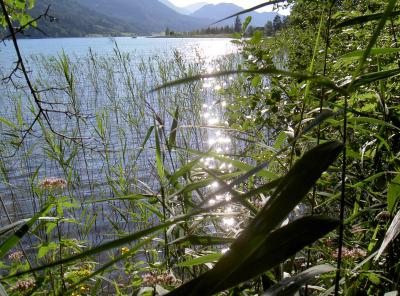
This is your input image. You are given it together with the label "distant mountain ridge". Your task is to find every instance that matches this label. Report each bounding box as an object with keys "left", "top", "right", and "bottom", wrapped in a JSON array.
[
  {"left": 191, "top": 3, "right": 279, "bottom": 27},
  {"left": 19, "top": 0, "right": 139, "bottom": 38},
  {"left": 78, "top": 0, "right": 207, "bottom": 33},
  {"left": 158, "top": 1, "right": 208, "bottom": 15},
  {"left": 12, "top": 0, "right": 211, "bottom": 38},
  {"left": 5, "top": 0, "right": 278, "bottom": 38}
]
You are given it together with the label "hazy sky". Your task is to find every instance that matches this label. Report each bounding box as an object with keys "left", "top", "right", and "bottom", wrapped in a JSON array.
[{"left": 168, "top": 0, "right": 290, "bottom": 14}]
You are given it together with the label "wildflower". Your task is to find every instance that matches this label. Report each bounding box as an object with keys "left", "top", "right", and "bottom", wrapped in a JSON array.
[
  {"left": 11, "top": 278, "right": 36, "bottom": 293},
  {"left": 332, "top": 247, "right": 367, "bottom": 259},
  {"left": 142, "top": 272, "right": 158, "bottom": 286},
  {"left": 79, "top": 285, "right": 90, "bottom": 293},
  {"left": 8, "top": 250, "right": 24, "bottom": 261},
  {"left": 39, "top": 177, "right": 67, "bottom": 191},
  {"left": 142, "top": 271, "right": 179, "bottom": 287},
  {"left": 121, "top": 247, "right": 130, "bottom": 255}
]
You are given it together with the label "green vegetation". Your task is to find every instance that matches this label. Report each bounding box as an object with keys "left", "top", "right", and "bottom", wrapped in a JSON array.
[{"left": 1, "top": 0, "right": 400, "bottom": 295}]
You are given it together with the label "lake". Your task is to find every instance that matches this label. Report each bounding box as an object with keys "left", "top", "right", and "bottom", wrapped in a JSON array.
[
  {"left": 0, "top": 37, "right": 238, "bottom": 244},
  {"left": 0, "top": 37, "right": 235, "bottom": 71}
]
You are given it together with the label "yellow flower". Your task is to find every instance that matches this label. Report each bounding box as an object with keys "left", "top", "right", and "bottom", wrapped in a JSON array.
[{"left": 121, "top": 247, "right": 130, "bottom": 255}]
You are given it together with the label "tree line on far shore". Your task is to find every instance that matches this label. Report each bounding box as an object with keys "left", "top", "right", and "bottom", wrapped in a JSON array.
[{"left": 165, "top": 14, "right": 288, "bottom": 37}]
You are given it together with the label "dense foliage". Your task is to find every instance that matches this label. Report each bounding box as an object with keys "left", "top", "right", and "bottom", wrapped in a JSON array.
[{"left": 0, "top": 0, "right": 400, "bottom": 295}]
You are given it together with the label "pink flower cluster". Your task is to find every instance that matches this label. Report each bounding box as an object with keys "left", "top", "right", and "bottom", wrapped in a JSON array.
[
  {"left": 8, "top": 250, "right": 24, "bottom": 261},
  {"left": 333, "top": 247, "right": 367, "bottom": 259},
  {"left": 11, "top": 278, "right": 36, "bottom": 292},
  {"left": 142, "top": 272, "right": 178, "bottom": 287},
  {"left": 39, "top": 177, "right": 67, "bottom": 190}
]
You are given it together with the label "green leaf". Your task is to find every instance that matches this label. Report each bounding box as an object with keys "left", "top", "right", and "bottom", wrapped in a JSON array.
[
  {"left": 242, "top": 16, "right": 252, "bottom": 32},
  {"left": 375, "top": 210, "right": 400, "bottom": 260},
  {"left": 0, "top": 219, "right": 29, "bottom": 237},
  {"left": 388, "top": 175, "right": 400, "bottom": 214},
  {"left": 168, "top": 217, "right": 338, "bottom": 295},
  {"left": 168, "top": 107, "right": 179, "bottom": 150},
  {"left": 38, "top": 242, "right": 57, "bottom": 259},
  {"left": 166, "top": 141, "right": 342, "bottom": 295},
  {"left": 154, "top": 124, "right": 165, "bottom": 181},
  {"left": 352, "top": 0, "right": 398, "bottom": 78},
  {"left": 135, "top": 126, "right": 154, "bottom": 162},
  {"left": 0, "top": 283, "right": 8, "bottom": 296},
  {"left": 0, "top": 203, "right": 53, "bottom": 258},
  {"left": 170, "top": 235, "right": 234, "bottom": 247},
  {"left": 334, "top": 10, "right": 400, "bottom": 28},
  {"left": 151, "top": 69, "right": 346, "bottom": 96},
  {"left": 351, "top": 68, "right": 400, "bottom": 90},
  {"left": 0, "top": 117, "right": 17, "bottom": 129},
  {"left": 340, "top": 48, "right": 400, "bottom": 61},
  {"left": 177, "top": 253, "right": 223, "bottom": 267},
  {"left": 264, "top": 264, "right": 335, "bottom": 296}
]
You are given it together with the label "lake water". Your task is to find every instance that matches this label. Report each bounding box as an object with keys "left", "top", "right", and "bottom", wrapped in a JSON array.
[
  {"left": 0, "top": 37, "right": 238, "bottom": 245},
  {"left": 0, "top": 37, "right": 235, "bottom": 71}
]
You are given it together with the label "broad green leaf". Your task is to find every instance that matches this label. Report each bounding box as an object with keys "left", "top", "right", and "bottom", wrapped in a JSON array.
[
  {"left": 264, "top": 264, "right": 335, "bottom": 296},
  {"left": 168, "top": 217, "right": 338, "bottom": 295},
  {"left": 177, "top": 253, "right": 223, "bottom": 267},
  {"left": 351, "top": 68, "right": 400, "bottom": 90},
  {"left": 166, "top": 142, "right": 342, "bottom": 295},
  {"left": 0, "top": 219, "right": 29, "bottom": 237},
  {"left": 334, "top": 10, "right": 400, "bottom": 28},
  {"left": 375, "top": 210, "right": 400, "bottom": 260},
  {"left": 0, "top": 203, "right": 53, "bottom": 258}
]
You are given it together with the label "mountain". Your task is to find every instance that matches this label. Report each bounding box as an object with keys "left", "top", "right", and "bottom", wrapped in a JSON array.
[
  {"left": 78, "top": 0, "right": 208, "bottom": 33},
  {"left": 157, "top": 1, "right": 208, "bottom": 15},
  {"left": 191, "top": 3, "right": 278, "bottom": 27},
  {"left": 182, "top": 2, "right": 209, "bottom": 14},
  {"left": 158, "top": 0, "right": 189, "bottom": 15},
  {"left": 19, "top": 0, "right": 139, "bottom": 38}
]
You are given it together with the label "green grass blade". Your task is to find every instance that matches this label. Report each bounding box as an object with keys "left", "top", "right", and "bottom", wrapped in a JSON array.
[
  {"left": 177, "top": 253, "right": 223, "bottom": 267},
  {"left": 154, "top": 124, "right": 165, "bottom": 181},
  {"left": 135, "top": 125, "right": 154, "bottom": 162},
  {"left": 168, "top": 107, "right": 179, "bottom": 150},
  {"left": 334, "top": 10, "right": 400, "bottom": 28},
  {"left": 0, "top": 203, "right": 53, "bottom": 258},
  {"left": 351, "top": 68, "right": 400, "bottom": 89},
  {"left": 170, "top": 235, "right": 235, "bottom": 247},
  {"left": 151, "top": 69, "right": 346, "bottom": 96},
  {"left": 263, "top": 264, "right": 335, "bottom": 296},
  {"left": 352, "top": 0, "right": 397, "bottom": 78}
]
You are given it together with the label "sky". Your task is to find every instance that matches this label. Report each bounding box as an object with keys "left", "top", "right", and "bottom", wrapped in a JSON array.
[{"left": 168, "top": 0, "right": 290, "bottom": 15}]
